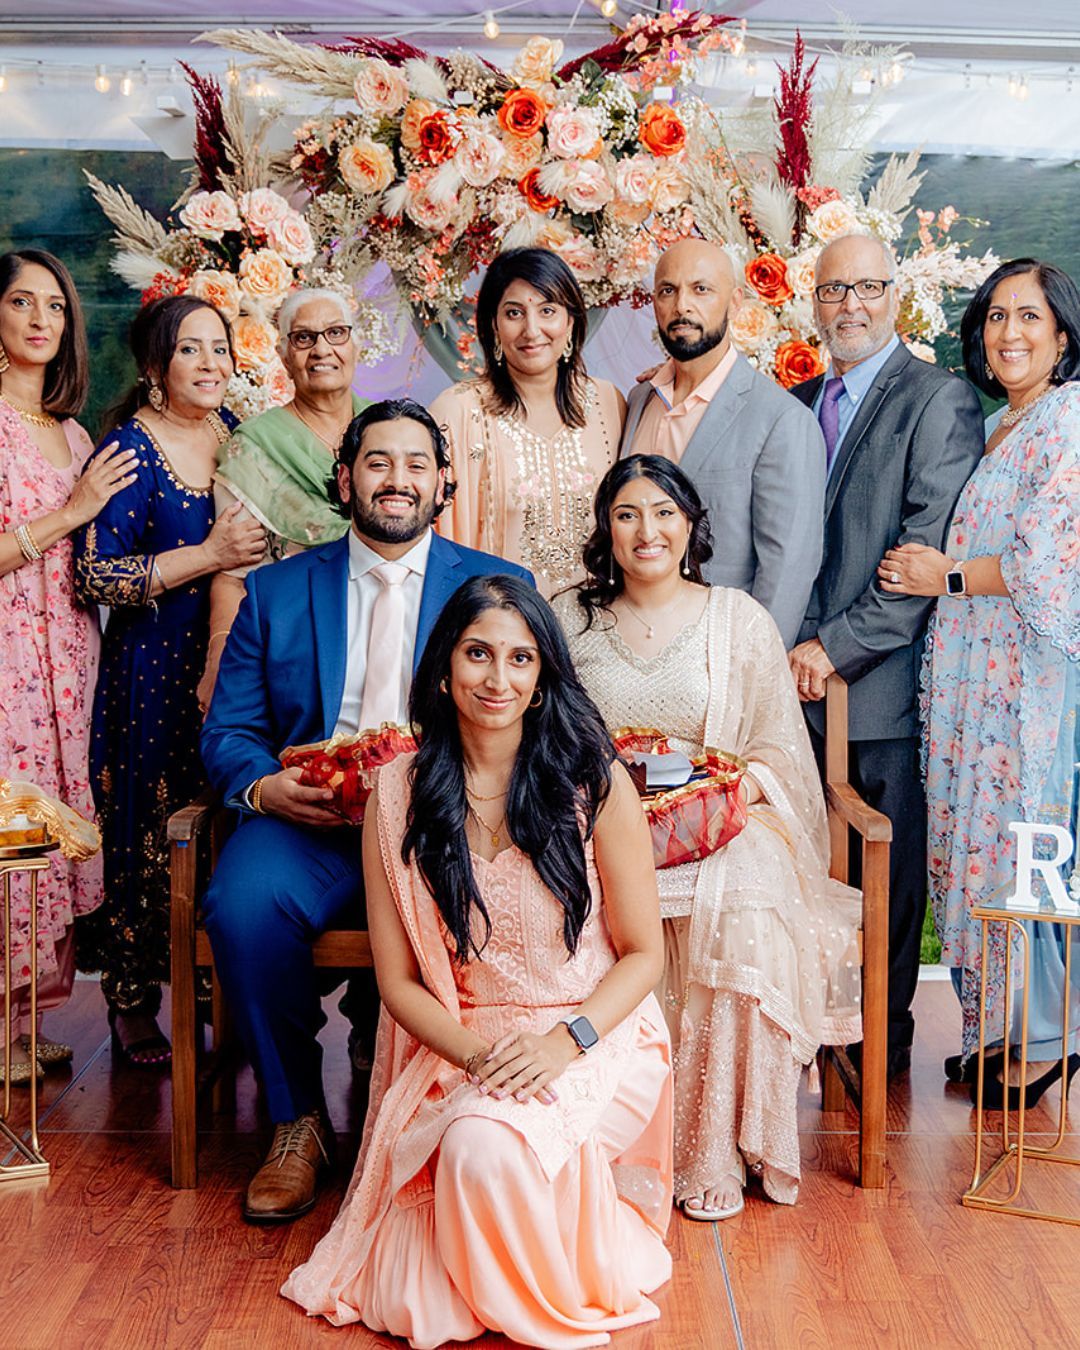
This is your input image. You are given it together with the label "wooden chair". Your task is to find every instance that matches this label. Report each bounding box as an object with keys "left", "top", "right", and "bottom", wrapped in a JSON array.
[
  {"left": 168, "top": 794, "right": 372, "bottom": 1188},
  {"left": 820, "top": 674, "right": 892, "bottom": 1189}
]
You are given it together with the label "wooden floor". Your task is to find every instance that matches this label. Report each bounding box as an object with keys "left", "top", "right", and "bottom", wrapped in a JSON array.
[{"left": 4, "top": 978, "right": 1080, "bottom": 1350}]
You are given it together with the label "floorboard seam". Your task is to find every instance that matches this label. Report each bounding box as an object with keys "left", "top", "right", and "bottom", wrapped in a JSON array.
[
  {"left": 1, "top": 1034, "right": 110, "bottom": 1166},
  {"left": 712, "top": 1224, "right": 746, "bottom": 1350}
]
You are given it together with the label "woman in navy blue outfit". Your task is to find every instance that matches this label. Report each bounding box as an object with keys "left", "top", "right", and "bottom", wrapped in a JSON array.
[{"left": 74, "top": 296, "right": 266, "bottom": 1064}]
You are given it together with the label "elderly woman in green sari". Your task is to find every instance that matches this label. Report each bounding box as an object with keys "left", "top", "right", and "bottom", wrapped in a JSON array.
[{"left": 197, "top": 287, "right": 367, "bottom": 709}]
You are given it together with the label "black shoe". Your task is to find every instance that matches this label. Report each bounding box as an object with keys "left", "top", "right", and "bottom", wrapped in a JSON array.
[
  {"left": 846, "top": 1042, "right": 911, "bottom": 1081},
  {"left": 944, "top": 1050, "right": 1004, "bottom": 1085},
  {"left": 973, "top": 1053, "right": 1080, "bottom": 1110}
]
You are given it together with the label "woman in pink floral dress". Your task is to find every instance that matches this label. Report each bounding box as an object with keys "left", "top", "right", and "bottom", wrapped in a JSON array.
[{"left": 0, "top": 249, "right": 137, "bottom": 1083}]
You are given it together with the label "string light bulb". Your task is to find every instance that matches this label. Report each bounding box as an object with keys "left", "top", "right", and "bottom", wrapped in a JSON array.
[
  {"left": 600, "top": 0, "right": 617, "bottom": 16},
  {"left": 226, "top": 60, "right": 240, "bottom": 87},
  {"left": 0, "top": 67, "right": 7, "bottom": 95},
  {"left": 1017, "top": 75, "right": 1030, "bottom": 101},
  {"left": 120, "top": 70, "right": 133, "bottom": 97},
  {"left": 94, "top": 65, "right": 110, "bottom": 94},
  {"left": 483, "top": 10, "right": 500, "bottom": 39}
]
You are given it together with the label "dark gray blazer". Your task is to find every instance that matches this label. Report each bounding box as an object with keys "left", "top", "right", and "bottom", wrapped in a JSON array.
[
  {"left": 621, "top": 352, "right": 825, "bottom": 647},
  {"left": 790, "top": 342, "right": 984, "bottom": 741}
]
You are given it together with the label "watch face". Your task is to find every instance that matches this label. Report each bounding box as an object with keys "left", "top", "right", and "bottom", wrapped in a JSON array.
[
  {"left": 568, "top": 1016, "right": 599, "bottom": 1051},
  {"left": 946, "top": 571, "right": 965, "bottom": 595}
]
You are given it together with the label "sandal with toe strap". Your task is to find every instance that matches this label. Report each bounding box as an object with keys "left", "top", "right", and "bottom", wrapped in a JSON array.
[
  {"left": 681, "top": 1185, "right": 744, "bottom": 1222},
  {"left": 108, "top": 1008, "right": 172, "bottom": 1068}
]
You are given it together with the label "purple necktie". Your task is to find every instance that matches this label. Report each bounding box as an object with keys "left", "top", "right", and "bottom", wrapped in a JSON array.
[{"left": 818, "top": 376, "right": 845, "bottom": 469}]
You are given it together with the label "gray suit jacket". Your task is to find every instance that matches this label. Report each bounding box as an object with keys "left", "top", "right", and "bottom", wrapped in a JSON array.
[
  {"left": 621, "top": 353, "right": 825, "bottom": 647},
  {"left": 791, "top": 343, "right": 984, "bottom": 741}
]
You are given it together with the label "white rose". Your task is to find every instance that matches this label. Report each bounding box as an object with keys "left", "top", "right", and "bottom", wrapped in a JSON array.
[
  {"left": 512, "top": 36, "right": 564, "bottom": 87},
  {"left": 806, "top": 198, "right": 862, "bottom": 244},
  {"left": 179, "top": 190, "right": 242, "bottom": 241},
  {"left": 546, "top": 106, "right": 602, "bottom": 161},
  {"left": 238, "top": 188, "right": 290, "bottom": 237},
  {"left": 454, "top": 129, "right": 505, "bottom": 187},
  {"left": 614, "top": 155, "right": 656, "bottom": 205},
  {"left": 562, "top": 161, "right": 613, "bottom": 214},
  {"left": 353, "top": 58, "right": 409, "bottom": 116}
]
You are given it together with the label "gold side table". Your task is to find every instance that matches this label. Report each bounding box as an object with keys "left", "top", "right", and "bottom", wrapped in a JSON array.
[
  {"left": 963, "top": 901, "right": 1080, "bottom": 1225},
  {"left": 0, "top": 838, "right": 58, "bottom": 1183}
]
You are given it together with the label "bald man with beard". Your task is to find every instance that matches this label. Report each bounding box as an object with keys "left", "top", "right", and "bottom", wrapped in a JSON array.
[{"left": 620, "top": 238, "right": 826, "bottom": 647}]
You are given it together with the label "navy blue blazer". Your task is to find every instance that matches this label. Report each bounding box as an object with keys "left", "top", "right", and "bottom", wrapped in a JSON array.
[{"left": 201, "top": 531, "right": 533, "bottom": 806}]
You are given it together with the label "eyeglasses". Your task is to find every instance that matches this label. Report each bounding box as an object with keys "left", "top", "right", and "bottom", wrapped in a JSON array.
[
  {"left": 814, "top": 279, "right": 894, "bottom": 305},
  {"left": 286, "top": 324, "right": 354, "bottom": 350}
]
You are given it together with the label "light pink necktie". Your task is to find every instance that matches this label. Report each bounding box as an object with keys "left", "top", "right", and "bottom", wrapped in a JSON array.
[{"left": 358, "top": 560, "right": 409, "bottom": 732}]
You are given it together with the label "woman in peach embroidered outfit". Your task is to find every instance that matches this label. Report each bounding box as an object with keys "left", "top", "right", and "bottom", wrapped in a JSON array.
[
  {"left": 0, "top": 249, "right": 137, "bottom": 1082},
  {"left": 432, "top": 248, "right": 622, "bottom": 596},
  {"left": 283, "top": 576, "right": 673, "bottom": 1348}
]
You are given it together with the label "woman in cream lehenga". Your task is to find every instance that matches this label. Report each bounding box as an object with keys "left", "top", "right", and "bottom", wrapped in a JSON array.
[
  {"left": 554, "top": 455, "right": 861, "bottom": 1221},
  {"left": 431, "top": 247, "right": 622, "bottom": 596},
  {"left": 283, "top": 575, "right": 673, "bottom": 1347}
]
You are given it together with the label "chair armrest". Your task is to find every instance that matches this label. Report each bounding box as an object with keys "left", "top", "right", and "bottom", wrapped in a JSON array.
[
  {"left": 168, "top": 788, "right": 221, "bottom": 845},
  {"left": 825, "top": 782, "right": 892, "bottom": 843}
]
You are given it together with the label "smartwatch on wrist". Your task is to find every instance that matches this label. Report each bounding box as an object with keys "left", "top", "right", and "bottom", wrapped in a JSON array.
[
  {"left": 944, "top": 562, "right": 967, "bottom": 597},
  {"left": 559, "top": 1014, "right": 599, "bottom": 1055}
]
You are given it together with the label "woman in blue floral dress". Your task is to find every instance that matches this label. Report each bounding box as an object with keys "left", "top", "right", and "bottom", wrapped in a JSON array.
[
  {"left": 74, "top": 296, "right": 265, "bottom": 1064},
  {"left": 879, "top": 258, "right": 1080, "bottom": 1107}
]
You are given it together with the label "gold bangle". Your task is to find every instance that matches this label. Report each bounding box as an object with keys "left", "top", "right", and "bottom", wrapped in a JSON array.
[
  {"left": 251, "top": 777, "right": 266, "bottom": 815},
  {"left": 14, "top": 523, "right": 43, "bottom": 563},
  {"left": 208, "top": 629, "right": 232, "bottom": 645}
]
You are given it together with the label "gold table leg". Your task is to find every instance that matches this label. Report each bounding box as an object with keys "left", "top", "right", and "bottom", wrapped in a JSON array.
[
  {"left": 0, "top": 854, "right": 53, "bottom": 1183},
  {"left": 964, "top": 912, "right": 1080, "bottom": 1225}
]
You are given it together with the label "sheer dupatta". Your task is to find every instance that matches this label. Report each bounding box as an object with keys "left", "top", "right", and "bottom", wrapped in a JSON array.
[{"left": 685, "top": 589, "right": 862, "bottom": 1060}]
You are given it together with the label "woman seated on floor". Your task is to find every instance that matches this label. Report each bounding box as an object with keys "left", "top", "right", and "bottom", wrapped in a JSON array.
[
  {"left": 553, "top": 455, "right": 862, "bottom": 1221},
  {"left": 283, "top": 574, "right": 674, "bottom": 1348}
]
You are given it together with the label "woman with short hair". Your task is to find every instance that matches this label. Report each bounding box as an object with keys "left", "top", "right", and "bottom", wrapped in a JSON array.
[
  {"left": 74, "top": 294, "right": 265, "bottom": 1065},
  {"left": 431, "top": 248, "right": 623, "bottom": 595},
  {"left": 283, "top": 575, "right": 673, "bottom": 1345}
]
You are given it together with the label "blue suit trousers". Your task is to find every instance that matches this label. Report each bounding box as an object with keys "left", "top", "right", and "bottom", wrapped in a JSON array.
[{"left": 201, "top": 815, "right": 364, "bottom": 1123}]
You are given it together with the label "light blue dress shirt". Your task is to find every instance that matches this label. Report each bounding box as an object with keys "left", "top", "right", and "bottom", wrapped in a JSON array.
[{"left": 812, "top": 334, "right": 900, "bottom": 477}]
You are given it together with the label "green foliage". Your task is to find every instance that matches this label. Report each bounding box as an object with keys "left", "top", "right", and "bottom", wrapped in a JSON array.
[{"left": 921, "top": 899, "right": 942, "bottom": 965}]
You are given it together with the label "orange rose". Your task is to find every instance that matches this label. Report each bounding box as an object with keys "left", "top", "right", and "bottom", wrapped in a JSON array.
[
  {"left": 745, "top": 253, "right": 793, "bottom": 306},
  {"left": 519, "top": 167, "right": 559, "bottom": 213},
  {"left": 773, "top": 339, "right": 825, "bottom": 390},
  {"left": 498, "top": 88, "right": 548, "bottom": 140},
  {"left": 638, "top": 103, "right": 686, "bottom": 158},
  {"left": 401, "top": 98, "right": 435, "bottom": 152},
  {"left": 417, "top": 112, "right": 455, "bottom": 165}
]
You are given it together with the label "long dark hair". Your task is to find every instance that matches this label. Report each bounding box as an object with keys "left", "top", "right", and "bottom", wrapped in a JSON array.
[
  {"left": 403, "top": 575, "right": 614, "bottom": 961},
  {"left": 962, "top": 257, "right": 1080, "bottom": 398},
  {"left": 475, "top": 248, "right": 589, "bottom": 429},
  {"left": 572, "top": 455, "right": 713, "bottom": 630},
  {"left": 0, "top": 249, "right": 89, "bottom": 417},
  {"left": 102, "top": 295, "right": 235, "bottom": 433}
]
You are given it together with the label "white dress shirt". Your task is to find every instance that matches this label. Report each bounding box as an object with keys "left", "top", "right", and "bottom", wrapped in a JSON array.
[{"left": 333, "top": 528, "right": 432, "bottom": 736}]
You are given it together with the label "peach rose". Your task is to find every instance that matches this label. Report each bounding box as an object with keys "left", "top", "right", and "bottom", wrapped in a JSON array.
[
  {"left": 406, "top": 177, "right": 459, "bottom": 233},
  {"left": 728, "top": 299, "right": 780, "bottom": 354},
  {"left": 638, "top": 104, "right": 686, "bottom": 158},
  {"left": 773, "top": 338, "right": 825, "bottom": 389},
  {"left": 180, "top": 190, "right": 242, "bottom": 240},
  {"left": 562, "top": 161, "right": 613, "bottom": 214},
  {"left": 546, "top": 106, "right": 603, "bottom": 160},
  {"left": 501, "top": 133, "right": 543, "bottom": 178},
  {"left": 338, "top": 138, "right": 396, "bottom": 194},
  {"left": 265, "top": 212, "right": 317, "bottom": 266},
  {"left": 401, "top": 98, "right": 436, "bottom": 151},
  {"left": 806, "top": 197, "right": 861, "bottom": 243},
  {"left": 186, "top": 269, "right": 241, "bottom": 322},
  {"left": 353, "top": 58, "right": 409, "bottom": 117},
  {"left": 614, "top": 154, "right": 656, "bottom": 206},
  {"left": 238, "top": 249, "right": 294, "bottom": 307},
  {"left": 537, "top": 217, "right": 573, "bottom": 250},
  {"left": 611, "top": 236, "right": 657, "bottom": 289},
  {"left": 553, "top": 233, "right": 603, "bottom": 282},
  {"left": 232, "top": 314, "right": 279, "bottom": 372},
  {"left": 650, "top": 162, "right": 689, "bottom": 214},
  {"left": 498, "top": 88, "right": 549, "bottom": 141},
  {"left": 511, "top": 35, "right": 564, "bottom": 87},
  {"left": 238, "top": 188, "right": 290, "bottom": 237},
  {"left": 745, "top": 253, "right": 793, "bottom": 306},
  {"left": 519, "top": 168, "right": 559, "bottom": 214},
  {"left": 786, "top": 249, "right": 820, "bottom": 298},
  {"left": 265, "top": 355, "right": 295, "bottom": 406},
  {"left": 454, "top": 129, "right": 505, "bottom": 187}
]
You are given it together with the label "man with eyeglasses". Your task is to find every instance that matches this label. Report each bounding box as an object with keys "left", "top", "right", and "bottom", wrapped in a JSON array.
[{"left": 788, "top": 232, "right": 984, "bottom": 1079}]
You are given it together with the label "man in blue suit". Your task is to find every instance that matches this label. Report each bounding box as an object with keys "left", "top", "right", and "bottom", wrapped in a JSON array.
[{"left": 201, "top": 397, "right": 531, "bottom": 1223}]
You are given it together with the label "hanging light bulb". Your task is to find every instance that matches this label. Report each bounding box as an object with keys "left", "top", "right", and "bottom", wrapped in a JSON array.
[
  {"left": 0, "top": 67, "right": 7, "bottom": 95},
  {"left": 889, "top": 60, "right": 906, "bottom": 85},
  {"left": 139, "top": 59, "right": 149, "bottom": 86},
  {"left": 600, "top": 0, "right": 617, "bottom": 16},
  {"left": 1017, "top": 75, "right": 1030, "bottom": 101},
  {"left": 483, "top": 10, "right": 500, "bottom": 39},
  {"left": 94, "top": 65, "right": 111, "bottom": 94},
  {"left": 226, "top": 60, "right": 240, "bottom": 87},
  {"left": 120, "top": 70, "right": 134, "bottom": 97},
  {"left": 1007, "top": 72, "right": 1020, "bottom": 97},
  {"left": 744, "top": 58, "right": 758, "bottom": 78}
]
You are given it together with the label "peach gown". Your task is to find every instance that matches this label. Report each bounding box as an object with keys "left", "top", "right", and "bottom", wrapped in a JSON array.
[{"left": 282, "top": 754, "right": 674, "bottom": 1349}]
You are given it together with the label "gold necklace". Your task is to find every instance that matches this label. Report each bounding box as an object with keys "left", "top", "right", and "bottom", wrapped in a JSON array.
[
  {"left": 467, "top": 801, "right": 506, "bottom": 850},
  {"left": 0, "top": 393, "right": 57, "bottom": 429},
  {"left": 1000, "top": 383, "right": 1052, "bottom": 429},
  {"left": 290, "top": 401, "right": 348, "bottom": 452},
  {"left": 465, "top": 780, "right": 508, "bottom": 803}
]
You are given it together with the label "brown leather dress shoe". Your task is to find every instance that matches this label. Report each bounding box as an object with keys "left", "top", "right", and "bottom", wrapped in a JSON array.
[{"left": 243, "top": 1112, "right": 332, "bottom": 1223}]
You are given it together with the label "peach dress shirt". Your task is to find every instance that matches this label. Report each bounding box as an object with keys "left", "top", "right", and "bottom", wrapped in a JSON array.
[{"left": 630, "top": 345, "right": 738, "bottom": 463}]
